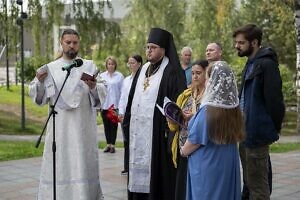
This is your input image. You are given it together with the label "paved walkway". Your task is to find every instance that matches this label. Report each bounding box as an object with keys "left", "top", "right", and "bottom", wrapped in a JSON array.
[
  {"left": 0, "top": 149, "right": 127, "bottom": 200},
  {"left": 0, "top": 132, "right": 300, "bottom": 199}
]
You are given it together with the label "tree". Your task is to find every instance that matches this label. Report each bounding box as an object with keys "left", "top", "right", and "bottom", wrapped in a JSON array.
[
  {"left": 183, "top": 0, "right": 238, "bottom": 61},
  {"left": 0, "top": 1, "right": 6, "bottom": 47},
  {"left": 72, "top": 0, "right": 121, "bottom": 67},
  {"left": 0, "top": 0, "right": 19, "bottom": 59},
  {"left": 295, "top": 0, "right": 300, "bottom": 133},
  {"left": 0, "top": 0, "right": 20, "bottom": 86},
  {"left": 120, "top": 0, "right": 187, "bottom": 64},
  {"left": 27, "top": 0, "right": 42, "bottom": 58},
  {"left": 238, "top": 0, "right": 295, "bottom": 70},
  {"left": 43, "top": 0, "right": 63, "bottom": 59}
]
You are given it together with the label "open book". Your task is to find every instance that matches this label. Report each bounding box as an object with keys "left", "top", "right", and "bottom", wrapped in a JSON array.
[
  {"left": 156, "top": 97, "right": 185, "bottom": 127},
  {"left": 81, "top": 70, "right": 100, "bottom": 81}
]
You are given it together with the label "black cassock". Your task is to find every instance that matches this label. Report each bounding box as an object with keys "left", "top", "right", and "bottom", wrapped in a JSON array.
[{"left": 123, "top": 60, "right": 186, "bottom": 200}]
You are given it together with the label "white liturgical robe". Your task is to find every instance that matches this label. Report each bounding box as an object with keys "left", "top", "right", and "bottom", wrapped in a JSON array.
[
  {"left": 28, "top": 57, "right": 106, "bottom": 200},
  {"left": 128, "top": 57, "right": 168, "bottom": 193}
]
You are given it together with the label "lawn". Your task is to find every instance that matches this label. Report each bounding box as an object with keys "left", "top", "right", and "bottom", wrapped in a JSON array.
[
  {"left": 0, "top": 141, "right": 44, "bottom": 161},
  {"left": 0, "top": 85, "right": 299, "bottom": 162},
  {"left": 0, "top": 140, "right": 124, "bottom": 161},
  {"left": 0, "top": 85, "right": 102, "bottom": 135},
  {"left": 270, "top": 142, "right": 300, "bottom": 153},
  {"left": 0, "top": 85, "right": 48, "bottom": 119},
  {"left": 0, "top": 85, "right": 297, "bottom": 135},
  {"left": 0, "top": 109, "right": 43, "bottom": 135},
  {"left": 0, "top": 140, "right": 298, "bottom": 162}
]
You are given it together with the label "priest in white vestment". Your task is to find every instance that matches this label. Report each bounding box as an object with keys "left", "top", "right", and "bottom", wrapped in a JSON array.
[
  {"left": 124, "top": 28, "right": 186, "bottom": 200},
  {"left": 28, "top": 29, "right": 106, "bottom": 200}
]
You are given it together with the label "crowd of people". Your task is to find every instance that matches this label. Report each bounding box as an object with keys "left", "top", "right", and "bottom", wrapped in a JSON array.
[{"left": 29, "top": 23, "right": 285, "bottom": 200}]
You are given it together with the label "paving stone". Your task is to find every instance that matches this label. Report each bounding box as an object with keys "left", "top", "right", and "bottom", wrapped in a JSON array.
[{"left": 0, "top": 145, "right": 299, "bottom": 199}]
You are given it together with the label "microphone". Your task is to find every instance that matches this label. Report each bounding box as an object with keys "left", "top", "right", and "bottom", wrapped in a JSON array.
[{"left": 62, "top": 59, "right": 83, "bottom": 71}]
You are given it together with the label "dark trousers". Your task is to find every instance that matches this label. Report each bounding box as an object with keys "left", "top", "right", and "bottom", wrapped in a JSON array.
[
  {"left": 175, "top": 155, "right": 187, "bottom": 200},
  {"left": 121, "top": 123, "right": 129, "bottom": 171},
  {"left": 240, "top": 144, "right": 272, "bottom": 200},
  {"left": 101, "top": 109, "right": 118, "bottom": 145},
  {"left": 128, "top": 191, "right": 149, "bottom": 200}
]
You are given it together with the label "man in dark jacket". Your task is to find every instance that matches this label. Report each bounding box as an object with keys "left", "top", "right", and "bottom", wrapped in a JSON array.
[{"left": 233, "top": 24, "right": 285, "bottom": 200}]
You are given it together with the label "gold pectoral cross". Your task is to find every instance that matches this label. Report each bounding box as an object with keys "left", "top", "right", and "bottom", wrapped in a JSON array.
[{"left": 143, "top": 78, "right": 150, "bottom": 91}]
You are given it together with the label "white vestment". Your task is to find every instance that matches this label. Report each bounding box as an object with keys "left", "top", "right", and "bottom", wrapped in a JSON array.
[
  {"left": 28, "top": 57, "right": 106, "bottom": 200},
  {"left": 128, "top": 57, "right": 168, "bottom": 193}
]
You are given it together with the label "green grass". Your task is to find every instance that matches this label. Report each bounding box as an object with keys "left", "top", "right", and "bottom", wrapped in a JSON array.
[
  {"left": 0, "top": 85, "right": 299, "bottom": 161},
  {"left": 0, "top": 140, "right": 298, "bottom": 162},
  {"left": 0, "top": 141, "right": 44, "bottom": 161},
  {"left": 0, "top": 140, "right": 124, "bottom": 162},
  {"left": 0, "top": 85, "right": 48, "bottom": 118},
  {"left": 0, "top": 110, "right": 43, "bottom": 135},
  {"left": 98, "top": 141, "right": 124, "bottom": 149},
  {"left": 0, "top": 85, "right": 103, "bottom": 136},
  {"left": 270, "top": 142, "right": 300, "bottom": 153}
]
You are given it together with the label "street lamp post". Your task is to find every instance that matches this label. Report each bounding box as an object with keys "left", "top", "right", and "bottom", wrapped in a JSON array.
[{"left": 16, "top": 0, "right": 27, "bottom": 129}]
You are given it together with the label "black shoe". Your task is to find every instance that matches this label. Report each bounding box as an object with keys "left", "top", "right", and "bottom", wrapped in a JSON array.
[
  {"left": 103, "top": 147, "right": 111, "bottom": 153},
  {"left": 110, "top": 147, "right": 115, "bottom": 153},
  {"left": 121, "top": 170, "right": 128, "bottom": 175}
]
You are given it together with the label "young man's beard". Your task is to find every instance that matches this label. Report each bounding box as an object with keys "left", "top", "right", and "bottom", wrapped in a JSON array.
[
  {"left": 237, "top": 45, "right": 253, "bottom": 57},
  {"left": 64, "top": 50, "right": 78, "bottom": 59}
]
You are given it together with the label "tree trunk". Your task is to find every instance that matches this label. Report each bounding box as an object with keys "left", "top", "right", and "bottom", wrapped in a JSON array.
[{"left": 295, "top": 0, "right": 300, "bottom": 133}]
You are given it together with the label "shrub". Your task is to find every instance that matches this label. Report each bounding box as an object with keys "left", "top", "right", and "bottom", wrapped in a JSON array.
[
  {"left": 16, "top": 56, "right": 49, "bottom": 82},
  {"left": 280, "top": 65, "right": 296, "bottom": 105}
]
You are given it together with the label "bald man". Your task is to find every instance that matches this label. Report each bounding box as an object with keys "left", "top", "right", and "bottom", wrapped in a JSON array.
[
  {"left": 181, "top": 46, "right": 193, "bottom": 86},
  {"left": 205, "top": 42, "right": 222, "bottom": 63}
]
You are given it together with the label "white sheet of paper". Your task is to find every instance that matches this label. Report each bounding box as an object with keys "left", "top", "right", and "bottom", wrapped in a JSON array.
[
  {"left": 163, "top": 96, "right": 172, "bottom": 108},
  {"left": 156, "top": 103, "right": 165, "bottom": 116}
]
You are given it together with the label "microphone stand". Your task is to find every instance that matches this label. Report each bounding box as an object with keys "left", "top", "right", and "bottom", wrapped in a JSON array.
[{"left": 35, "top": 68, "right": 72, "bottom": 200}]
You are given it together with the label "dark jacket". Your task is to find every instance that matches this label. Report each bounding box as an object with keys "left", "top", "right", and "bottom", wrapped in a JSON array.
[{"left": 239, "top": 47, "right": 285, "bottom": 148}]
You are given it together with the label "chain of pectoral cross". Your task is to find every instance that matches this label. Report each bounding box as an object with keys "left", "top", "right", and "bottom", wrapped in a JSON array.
[{"left": 143, "top": 64, "right": 160, "bottom": 91}]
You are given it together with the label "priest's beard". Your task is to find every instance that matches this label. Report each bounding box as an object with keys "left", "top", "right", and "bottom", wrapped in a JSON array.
[{"left": 64, "top": 49, "right": 78, "bottom": 59}]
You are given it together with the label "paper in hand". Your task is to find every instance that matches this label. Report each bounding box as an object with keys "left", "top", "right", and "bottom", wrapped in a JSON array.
[
  {"left": 156, "top": 104, "right": 165, "bottom": 116},
  {"left": 37, "top": 65, "right": 48, "bottom": 74}
]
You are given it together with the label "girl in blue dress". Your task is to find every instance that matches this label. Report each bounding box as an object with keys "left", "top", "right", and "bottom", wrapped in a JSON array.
[{"left": 180, "top": 61, "right": 245, "bottom": 200}]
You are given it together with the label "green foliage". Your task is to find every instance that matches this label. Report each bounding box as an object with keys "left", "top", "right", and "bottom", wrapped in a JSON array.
[
  {"left": 72, "top": 0, "right": 122, "bottom": 61},
  {"left": 27, "top": 0, "right": 43, "bottom": 57},
  {"left": 16, "top": 56, "right": 49, "bottom": 82},
  {"left": 280, "top": 65, "right": 296, "bottom": 104},
  {"left": 183, "top": 0, "right": 238, "bottom": 61},
  {"left": 237, "top": 0, "right": 295, "bottom": 71},
  {"left": 282, "top": 110, "right": 297, "bottom": 135},
  {"left": 229, "top": 60, "right": 245, "bottom": 90},
  {"left": 1, "top": 0, "right": 298, "bottom": 113},
  {"left": 0, "top": 2, "right": 6, "bottom": 46},
  {"left": 120, "top": 0, "right": 186, "bottom": 63},
  {"left": 0, "top": 141, "right": 44, "bottom": 161},
  {"left": 0, "top": 1, "right": 20, "bottom": 59},
  {"left": 44, "top": 0, "right": 64, "bottom": 59}
]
